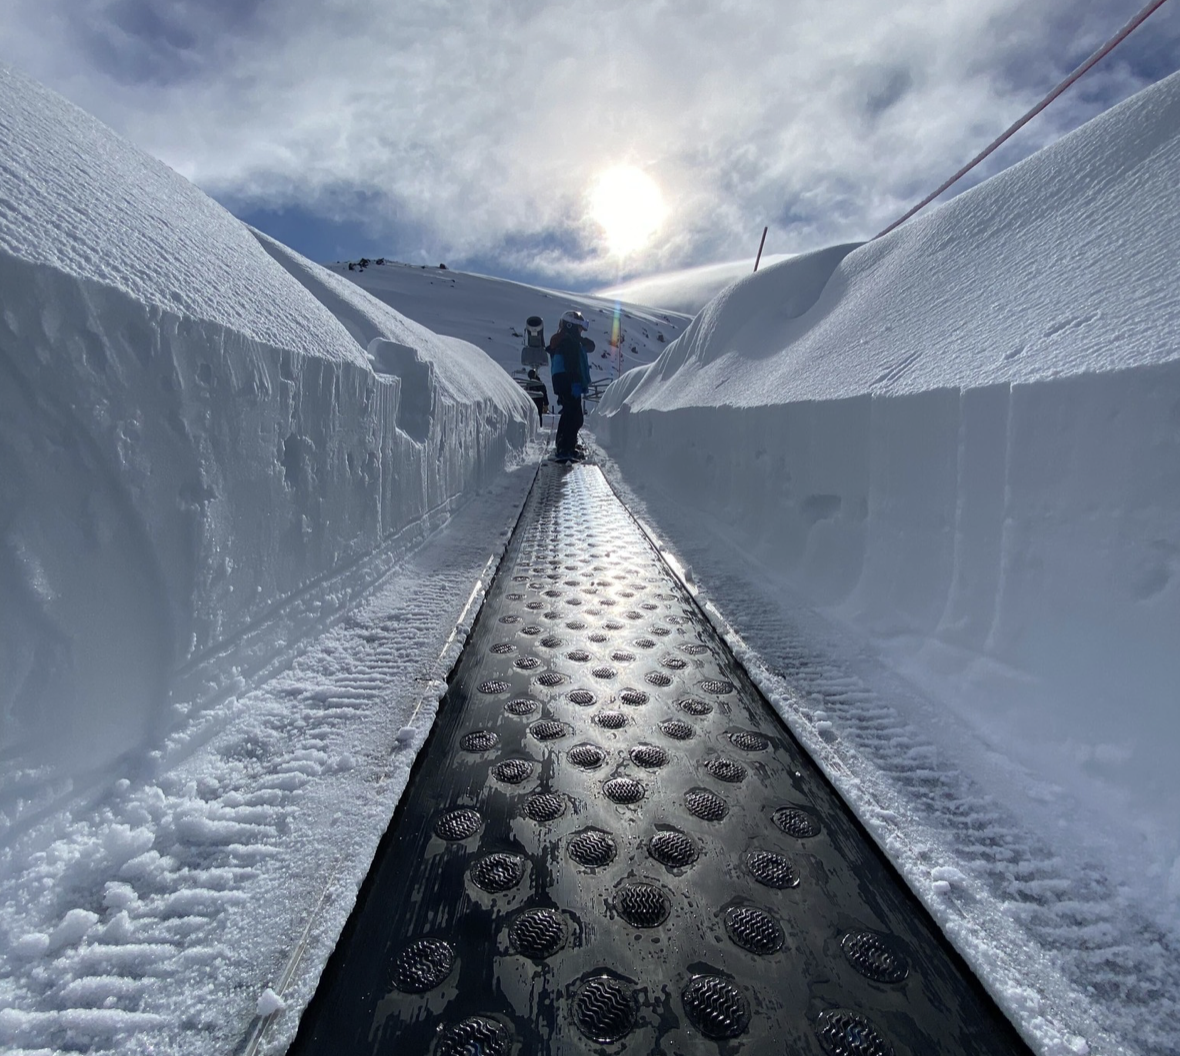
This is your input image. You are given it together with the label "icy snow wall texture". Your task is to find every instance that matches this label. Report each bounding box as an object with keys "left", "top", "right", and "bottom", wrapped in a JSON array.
[
  {"left": 0, "top": 63, "right": 534, "bottom": 775},
  {"left": 597, "top": 72, "right": 1180, "bottom": 914}
]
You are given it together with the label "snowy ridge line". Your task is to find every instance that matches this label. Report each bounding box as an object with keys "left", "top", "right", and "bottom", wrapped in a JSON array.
[
  {"left": 590, "top": 448, "right": 1173, "bottom": 1056},
  {"left": 240, "top": 463, "right": 539, "bottom": 1056}
]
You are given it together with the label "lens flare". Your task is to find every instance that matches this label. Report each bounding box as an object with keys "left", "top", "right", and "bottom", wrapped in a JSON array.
[
  {"left": 610, "top": 301, "right": 624, "bottom": 376},
  {"left": 589, "top": 166, "right": 666, "bottom": 257}
]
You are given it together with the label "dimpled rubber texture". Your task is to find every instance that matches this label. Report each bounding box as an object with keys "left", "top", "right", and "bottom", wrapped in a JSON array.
[
  {"left": 816, "top": 1010, "right": 895, "bottom": 1056},
  {"left": 746, "top": 850, "right": 800, "bottom": 890},
  {"left": 630, "top": 744, "right": 668, "bottom": 768},
  {"left": 682, "top": 975, "right": 751, "bottom": 1038},
  {"left": 842, "top": 932, "right": 910, "bottom": 984},
  {"left": 568, "top": 829, "right": 617, "bottom": 868},
  {"left": 616, "top": 883, "right": 671, "bottom": 928},
  {"left": 685, "top": 788, "right": 729, "bottom": 821},
  {"left": 705, "top": 756, "right": 747, "bottom": 782},
  {"left": 572, "top": 977, "right": 635, "bottom": 1042},
  {"left": 659, "top": 718, "right": 694, "bottom": 740},
  {"left": 567, "top": 743, "right": 606, "bottom": 769},
  {"left": 602, "top": 776, "right": 645, "bottom": 804},
  {"left": 724, "top": 906, "right": 785, "bottom": 954},
  {"left": 648, "top": 829, "right": 699, "bottom": 868},
  {"left": 289, "top": 465, "right": 1033, "bottom": 1056},
  {"left": 478, "top": 678, "right": 511, "bottom": 694},
  {"left": 509, "top": 909, "right": 567, "bottom": 959},
  {"left": 773, "top": 805, "right": 822, "bottom": 839},
  {"left": 434, "top": 808, "right": 482, "bottom": 841},
  {"left": 461, "top": 729, "right": 499, "bottom": 752},
  {"left": 524, "top": 792, "right": 566, "bottom": 822},
  {"left": 529, "top": 719, "right": 567, "bottom": 741},
  {"left": 469, "top": 853, "right": 526, "bottom": 893},
  {"left": 436, "top": 1016, "right": 511, "bottom": 1056},
  {"left": 492, "top": 759, "right": 533, "bottom": 784},
  {"left": 729, "top": 729, "right": 769, "bottom": 752},
  {"left": 593, "top": 710, "right": 627, "bottom": 729},
  {"left": 391, "top": 938, "right": 456, "bottom": 992}
]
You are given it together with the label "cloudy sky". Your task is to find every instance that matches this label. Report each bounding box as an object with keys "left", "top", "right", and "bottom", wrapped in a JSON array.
[{"left": 2, "top": 0, "right": 1178, "bottom": 289}]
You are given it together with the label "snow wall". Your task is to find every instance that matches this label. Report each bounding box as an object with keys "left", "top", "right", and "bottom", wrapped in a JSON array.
[
  {"left": 596, "top": 72, "right": 1180, "bottom": 918},
  {"left": 0, "top": 63, "right": 535, "bottom": 779}
]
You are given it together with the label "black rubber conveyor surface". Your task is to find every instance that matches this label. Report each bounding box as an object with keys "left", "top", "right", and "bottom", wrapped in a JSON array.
[{"left": 290, "top": 464, "right": 1030, "bottom": 1056}]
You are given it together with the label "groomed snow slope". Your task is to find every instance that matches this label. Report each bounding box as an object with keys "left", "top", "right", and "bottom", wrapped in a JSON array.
[
  {"left": 0, "top": 61, "right": 534, "bottom": 783},
  {"left": 596, "top": 71, "right": 1180, "bottom": 1054},
  {"left": 331, "top": 259, "right": 691, "bottom": 387}
]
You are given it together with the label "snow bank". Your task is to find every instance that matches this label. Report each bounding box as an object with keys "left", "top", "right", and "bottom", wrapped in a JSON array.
[
  {"left": 0, "top": 61, "right": 533, "bottom": 782},
  {"left": 597, "top": 71, "right": 1180, "bottom": 932}
]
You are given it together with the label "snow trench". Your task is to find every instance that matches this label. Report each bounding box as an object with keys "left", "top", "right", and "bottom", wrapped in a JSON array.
[
  {"left": 595, "top": 75, "right": 1180, "bottom": 967},
  {"left": 595, "top": 363, "right": 1180, "bottom": 886},
  {"left": 0, "top": 251, "right": 531, "bottom": 794}
]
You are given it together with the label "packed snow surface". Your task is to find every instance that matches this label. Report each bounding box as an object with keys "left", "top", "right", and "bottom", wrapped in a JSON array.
[{"left": 597, "top": 70, "right": 1180, "bottom": 1056}]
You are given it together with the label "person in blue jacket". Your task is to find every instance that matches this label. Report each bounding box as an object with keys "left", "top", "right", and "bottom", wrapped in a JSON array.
[{"left": 547, "top": 309, "right": 592, "bottom": 462}]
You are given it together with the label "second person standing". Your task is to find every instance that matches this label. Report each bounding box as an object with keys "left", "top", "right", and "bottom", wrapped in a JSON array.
[{"left": 547, "top": 309, "right": 593, "bottom": 462}]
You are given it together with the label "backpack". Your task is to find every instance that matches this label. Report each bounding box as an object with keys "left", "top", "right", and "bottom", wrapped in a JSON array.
[{"left": 548, "top": 327, "right": 581, "bottom": 376}]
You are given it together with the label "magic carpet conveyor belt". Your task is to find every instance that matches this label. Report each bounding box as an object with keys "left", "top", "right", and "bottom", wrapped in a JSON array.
[{"left": 288, "top": 463, "right": 1031, "bottom": 1056}]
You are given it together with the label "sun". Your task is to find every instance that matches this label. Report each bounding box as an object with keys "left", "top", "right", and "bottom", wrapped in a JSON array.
[{"left": 589, "top": 166, "right": 667, "bottom": 257}]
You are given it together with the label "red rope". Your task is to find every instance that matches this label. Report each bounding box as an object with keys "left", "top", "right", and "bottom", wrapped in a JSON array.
[{"left": 874, "top": 0, "right": 1174, "bottom": 240}]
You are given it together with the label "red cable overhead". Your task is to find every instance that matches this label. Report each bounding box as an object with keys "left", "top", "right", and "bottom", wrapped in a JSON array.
[{"left": 874, "top": 0, "right": 1174, "bottom": 240}]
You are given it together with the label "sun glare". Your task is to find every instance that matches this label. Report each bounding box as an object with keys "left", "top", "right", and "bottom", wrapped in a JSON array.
[{"left": 589, "top": 166, "right": 667, "bottom": 257}]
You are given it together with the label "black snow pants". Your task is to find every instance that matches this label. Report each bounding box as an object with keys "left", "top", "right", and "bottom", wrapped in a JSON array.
[{"left": 552, "top": 371, "right": 583, "bottom": 456}]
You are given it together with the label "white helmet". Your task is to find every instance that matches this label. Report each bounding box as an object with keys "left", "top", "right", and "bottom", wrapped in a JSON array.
[{"left": 560, "top": 309, "right": 589, "bottom": 331}]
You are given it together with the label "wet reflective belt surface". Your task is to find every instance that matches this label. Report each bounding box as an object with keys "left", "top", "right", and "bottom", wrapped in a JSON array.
[{"left": 290, "top": 464, "right": 1030, "bottom": 1056}]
